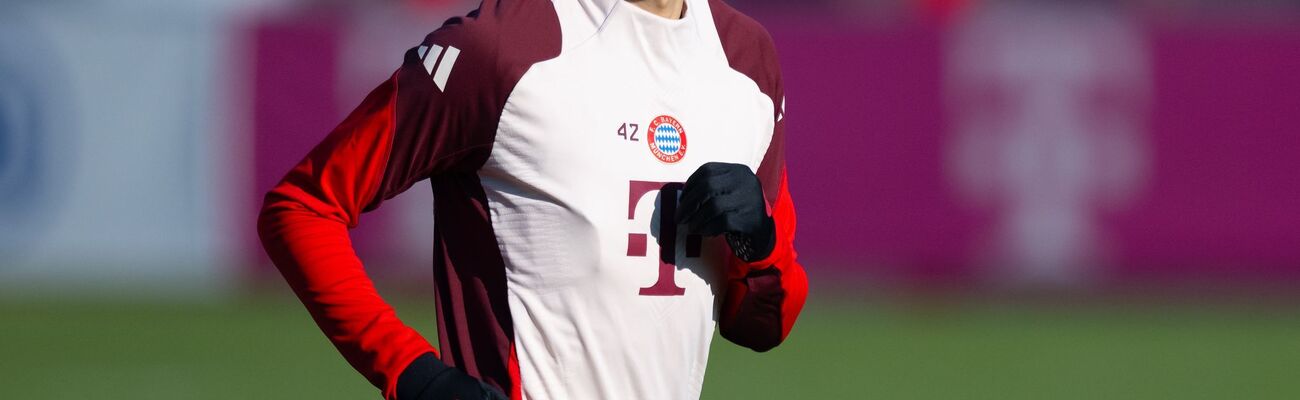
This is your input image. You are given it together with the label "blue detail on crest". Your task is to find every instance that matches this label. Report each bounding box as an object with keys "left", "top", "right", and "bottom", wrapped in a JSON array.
[{"left": 655, "top": 125, "right": 681, "bottom": 155}]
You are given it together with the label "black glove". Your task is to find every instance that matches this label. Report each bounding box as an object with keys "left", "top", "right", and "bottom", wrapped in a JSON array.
[
  {"left": 397, "top": 353, "right": 508, "bottom": 400},
  {"left": 676, "top": 162, "right": 776, "bottom": 262}
]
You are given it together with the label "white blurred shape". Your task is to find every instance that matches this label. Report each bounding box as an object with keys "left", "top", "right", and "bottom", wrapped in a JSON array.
[{"left": 945, "top": 3, "right": 1151, "bottom": 287}]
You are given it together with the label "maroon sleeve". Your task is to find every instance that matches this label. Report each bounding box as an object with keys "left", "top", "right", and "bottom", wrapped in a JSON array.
[
  {"left": 711, "top": 0, "right": 809, "bottom": 352},
  {"left": 256, "top": 3, "right": 559, "bottom": 397}
]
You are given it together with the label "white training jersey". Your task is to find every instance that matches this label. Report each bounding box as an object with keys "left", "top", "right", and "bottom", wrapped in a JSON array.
[{"left": 258, "top": 0, "right": 808, "bottom": 399}]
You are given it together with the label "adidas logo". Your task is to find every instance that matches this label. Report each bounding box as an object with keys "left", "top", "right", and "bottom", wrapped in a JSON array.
[{"left": 417, "top": 44, "right": 461, "bottom": 91}]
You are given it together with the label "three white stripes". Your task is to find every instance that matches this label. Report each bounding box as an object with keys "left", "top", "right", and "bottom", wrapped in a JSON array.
[{"left": 417, "top": 44, "right": 461, "bottom": 91}]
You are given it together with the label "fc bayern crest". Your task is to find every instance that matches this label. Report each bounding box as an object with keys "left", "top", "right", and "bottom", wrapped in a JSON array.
[{"left": 647, "top": 115, "right": 687, "bottom": 163}]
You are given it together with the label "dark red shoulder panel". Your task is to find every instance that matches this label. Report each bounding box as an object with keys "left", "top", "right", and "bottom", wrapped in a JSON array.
[{"left": 373, "top": 0, "right": 564, "bottom": 206}]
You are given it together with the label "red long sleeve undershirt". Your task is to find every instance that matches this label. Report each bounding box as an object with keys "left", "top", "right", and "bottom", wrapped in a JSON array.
[{"left": 258, "top": 77, "right": 435, "bottom": 399}]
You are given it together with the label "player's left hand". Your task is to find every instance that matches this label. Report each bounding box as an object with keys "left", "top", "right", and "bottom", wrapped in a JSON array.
[{"left": 677, "top": 162, "right": 776, "bottom": 262}]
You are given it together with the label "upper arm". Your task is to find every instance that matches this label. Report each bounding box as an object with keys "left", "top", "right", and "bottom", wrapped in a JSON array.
[{"left": 367, "top": 21, "right": 504, "bottom": 209}]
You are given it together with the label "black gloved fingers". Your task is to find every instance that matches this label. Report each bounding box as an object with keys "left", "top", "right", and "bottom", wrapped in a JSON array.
[
  {"left": 684, "top": 201, "right": 771, "bottom": 238},
  {"left": 685, "top": 204, "right": 735, "bottom": 236},
  {"left": 678, "top": 189, "right": 748, "bottom": 234},
  {"left": 677, "top": 165, "right": 739, "bottom": 223},
  {"left": 676, "top": 190, "right": 721, "bottom": 229},
  {"left": 674, "top": 185, "right": 715, "bottom": 225},
  {"left": 712, "top": 205, "right": 768, "bottom": 236},
  {"left": 678, "top": 163, "right": 741, "bottom": 206}
]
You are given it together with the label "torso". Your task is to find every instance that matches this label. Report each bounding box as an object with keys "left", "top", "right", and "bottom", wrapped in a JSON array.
[
  {"left": 414, "top": 1, "right": 780, "bottom": 398},
  {"left": 484, "top": 2, "right": 774, "bottom": 398}
]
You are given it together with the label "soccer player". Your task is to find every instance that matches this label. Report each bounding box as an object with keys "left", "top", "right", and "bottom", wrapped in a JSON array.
[{"left": 257, "top": 0, "right": 807, "bottom": 398}]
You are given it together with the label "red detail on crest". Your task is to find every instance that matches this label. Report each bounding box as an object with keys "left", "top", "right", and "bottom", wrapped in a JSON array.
[{"left": 647, "top": 115, "right": 688, "bottom": 164}]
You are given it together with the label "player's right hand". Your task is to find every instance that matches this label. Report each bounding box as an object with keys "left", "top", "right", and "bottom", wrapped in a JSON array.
[{"left": 397, "top": 353, "right": 508, "bottom": 400}]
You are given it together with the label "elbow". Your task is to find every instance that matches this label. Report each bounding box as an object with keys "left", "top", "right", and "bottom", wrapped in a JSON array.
[{"left": 256, "top": 190, "right": 300, "bottom": 251}]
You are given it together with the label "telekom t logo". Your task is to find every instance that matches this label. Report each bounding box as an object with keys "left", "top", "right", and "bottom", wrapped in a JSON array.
[{"left": 628, "top": 181, "right": 703, "bottom": 296}]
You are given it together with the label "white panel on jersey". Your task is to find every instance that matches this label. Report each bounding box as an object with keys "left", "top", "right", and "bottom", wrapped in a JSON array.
[
  {"left": 431, "top": 46, "right": 460, "bottom": 91},
  {"left": 485, "top": 0, "right": 777, "bottom": 399},
  {"left": 549, "top": 0, "right": 620, "bottom": 51},
  {"left": 417, "top": 44, "right": 430, "bottom": 59}
]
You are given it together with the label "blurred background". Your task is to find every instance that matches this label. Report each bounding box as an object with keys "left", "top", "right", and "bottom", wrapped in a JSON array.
[{"left": 3, "top": 0, "right": 1300, "bottom": 398}]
